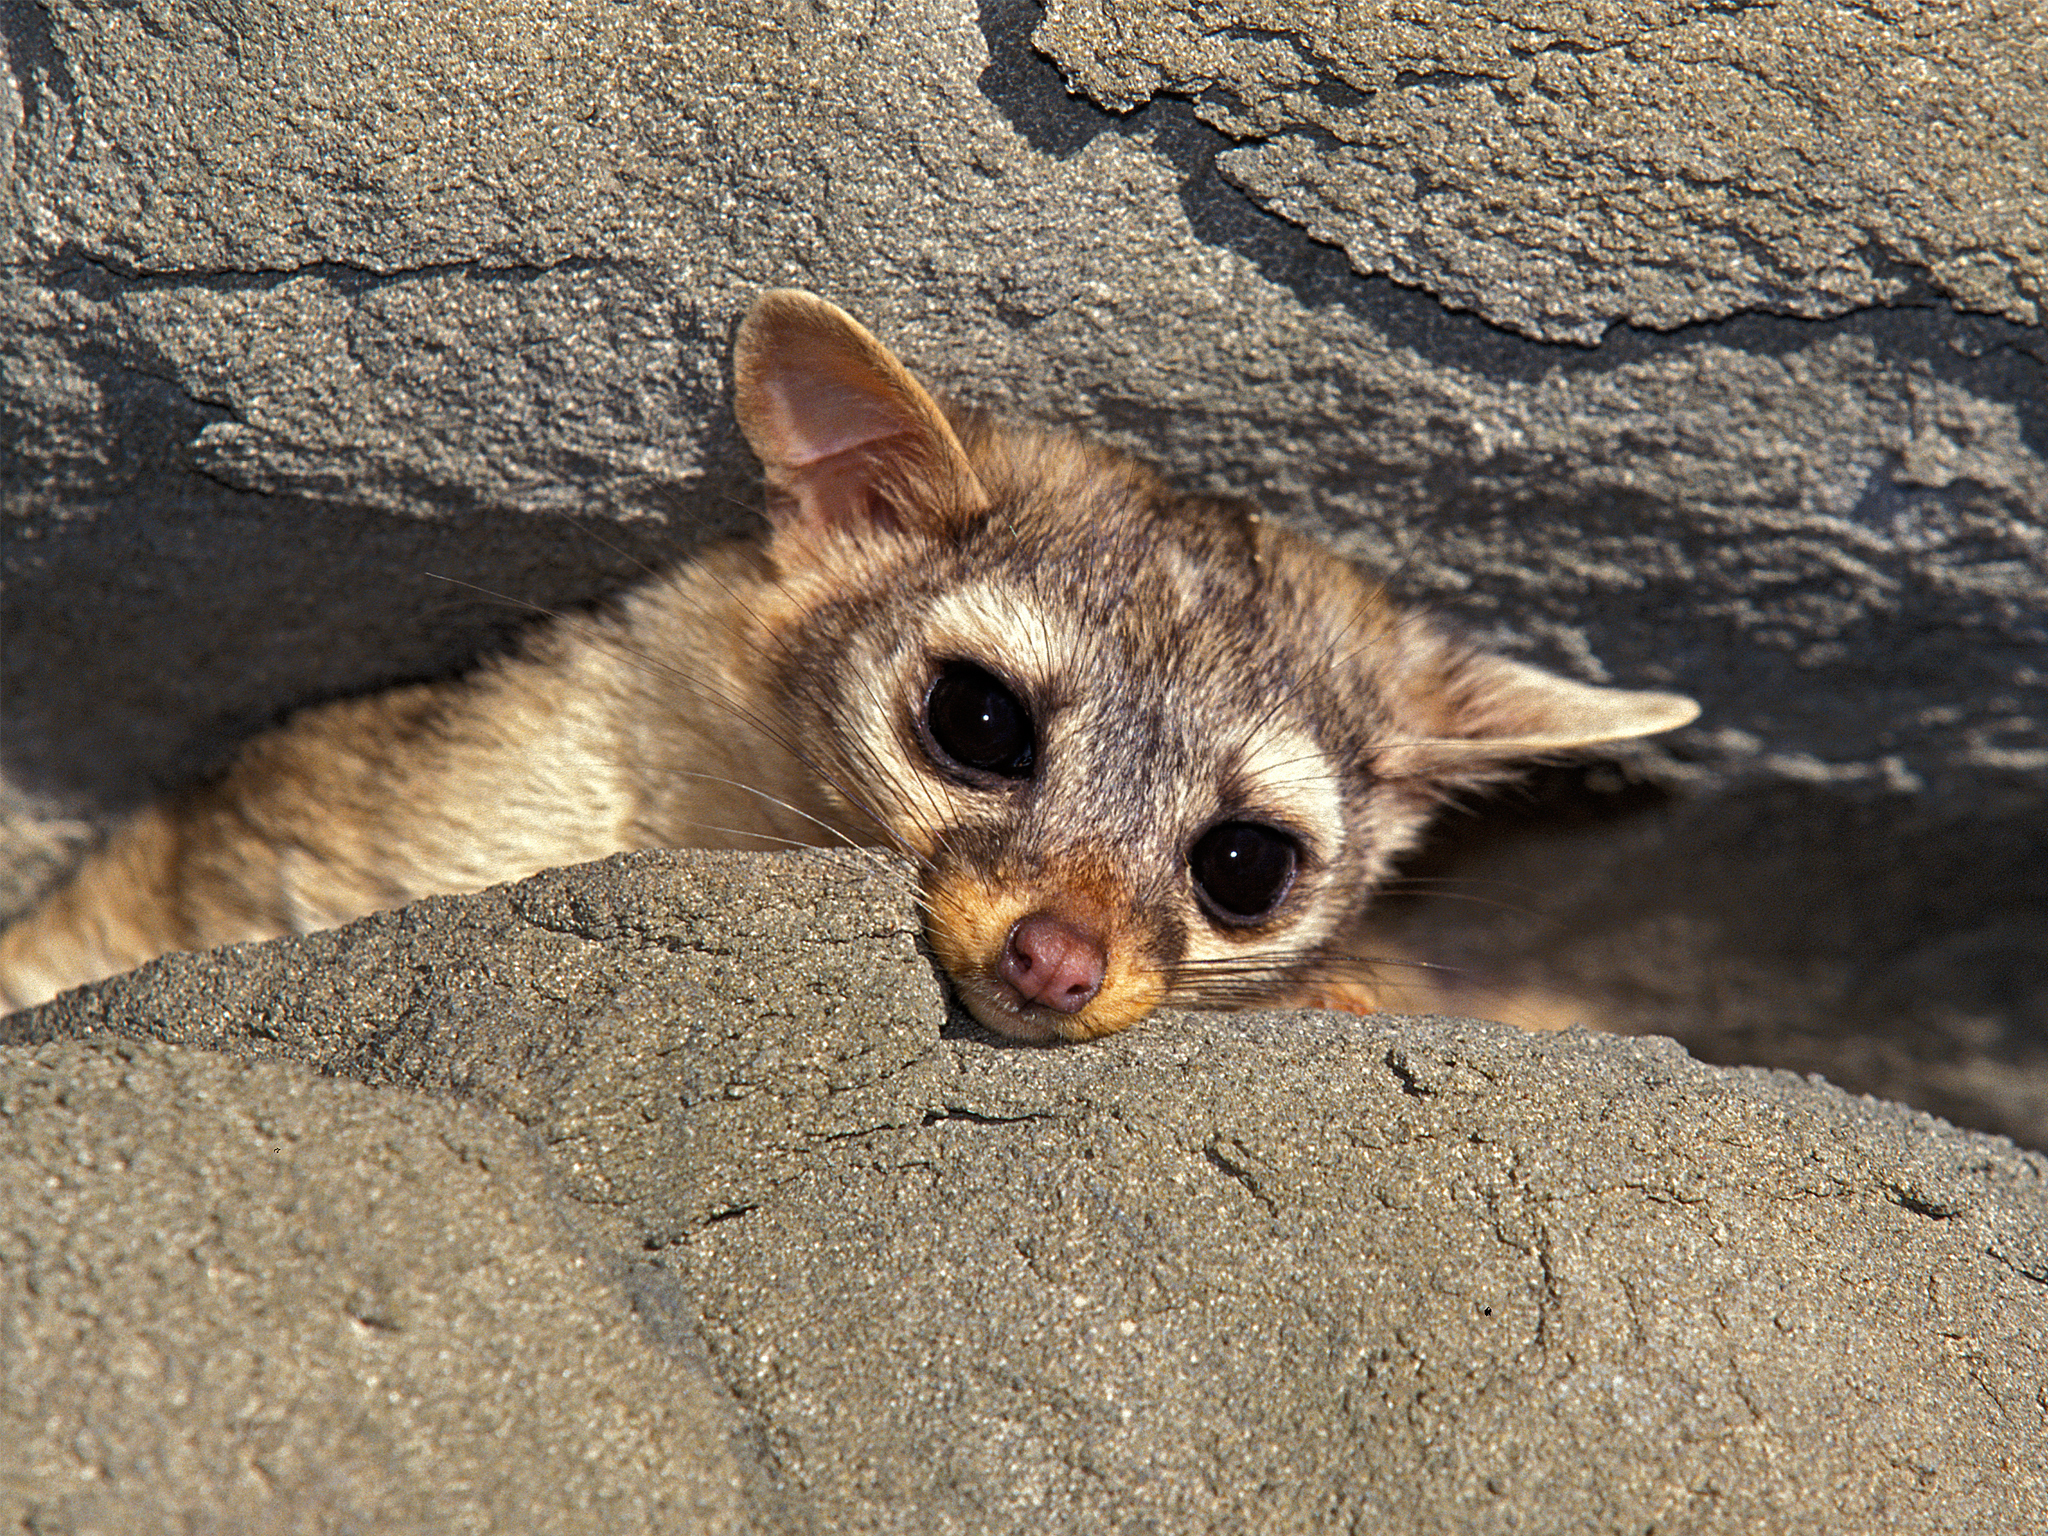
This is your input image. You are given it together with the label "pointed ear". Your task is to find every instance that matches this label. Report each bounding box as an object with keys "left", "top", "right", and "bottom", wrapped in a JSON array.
[
  {"left": 1451, "top": 655, "right": 1701, "bottom": 750},
  {"left": 1382, "top": 649, "right": 1699, "bottom": 781},
  {"left": 732, "top": 290, "right": 989, "bottom": 552}
]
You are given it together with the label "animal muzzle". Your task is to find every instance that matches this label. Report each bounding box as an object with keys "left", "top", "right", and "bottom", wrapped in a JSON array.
[
  {"left": 920, "top": 864, "right": 1170, "bottom": 1043},
  {"left": 996, "top": 911, "right": 1106, "bottom": 1014}
]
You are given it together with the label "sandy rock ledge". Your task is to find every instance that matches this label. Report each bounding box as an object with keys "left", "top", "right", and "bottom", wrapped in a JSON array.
[{"left": 4, "top": 849, "right": 2044, "bottom": 1534}]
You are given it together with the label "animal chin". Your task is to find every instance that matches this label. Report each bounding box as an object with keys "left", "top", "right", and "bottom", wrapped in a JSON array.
[
  {"left": 952, "top": 979, "right": 1068, "bottom": 1043},
  {"left": 952, "top": 972, "right": 1163, "bottom": 1043}
]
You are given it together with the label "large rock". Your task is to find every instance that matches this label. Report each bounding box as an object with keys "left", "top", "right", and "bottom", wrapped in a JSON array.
[
  {"left": 5, "top": 850, "right": 2045, "bottom": 1532},
  {"left": 0, "top": 1036, "right": 749, "bottom": 1535},
  {"left": 0, "top": 9, "right": 2042, "bottom": 1120},
  {"left": 1034, "top": 0, "right": 2048, "bottom": 341}
]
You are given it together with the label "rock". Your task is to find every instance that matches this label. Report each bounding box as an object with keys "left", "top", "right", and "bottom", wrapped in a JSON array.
[
  {"left": 1032, "top": 0, "right": 2048, "bottom": 341},
  {"left": 0, "top": 1039, "right": 748, "bottom": 1536},
  {"left": 1, "top": 0, "right": 2043, "bottom": 1188},
  {"left": 6, "top": 850, "right": 2045, "bottom": 1532}
]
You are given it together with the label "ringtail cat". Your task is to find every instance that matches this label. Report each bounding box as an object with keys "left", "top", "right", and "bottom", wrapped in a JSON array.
[{"left": 0, "top": 291, "right": 1698, "bottom": 1039}]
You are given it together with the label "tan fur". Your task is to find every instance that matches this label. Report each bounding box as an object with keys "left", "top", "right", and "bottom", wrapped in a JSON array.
[
  {"left": 0, "top": 292, "right": 1700, "bottom": 1038},
  {"left": 924, "top": 861, "right": 1167, "bottom": 1043}
]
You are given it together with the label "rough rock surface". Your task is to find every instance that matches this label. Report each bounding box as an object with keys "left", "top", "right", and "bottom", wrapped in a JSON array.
[
  {"left": 3, "top": 0, "right": 2045, "bottom": 1141},
  {"left": 6, "top": 849, "right": 2046, "bottom": 1533},
  {"left": 4, "top": 0, "right": 2048, "bottom": 1146},
  {"left": 0, "top": 1037, "right": 749, "bottom": 1535},
  {"left": 5, "top": 0, "right": 2045, "bottom": 1147},
  {"left": 1033, "top": 0, "right": 2048, "bottom": 341}
]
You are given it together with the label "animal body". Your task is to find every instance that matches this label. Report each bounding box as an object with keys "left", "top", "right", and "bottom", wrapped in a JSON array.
[{"left": 0, "top": 292, "right": 1699, "bottom": 1039}]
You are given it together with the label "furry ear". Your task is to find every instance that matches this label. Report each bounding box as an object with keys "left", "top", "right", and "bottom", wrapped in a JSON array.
[
  {"left": 1450, "top": 655, "right": 1701, "bottom": 750},
  {"left": 733, "top": 290, "right": 989, "bottom": 552},
  {"left": 1380, "top": 648, "right": 1699, "bottom": 783}
]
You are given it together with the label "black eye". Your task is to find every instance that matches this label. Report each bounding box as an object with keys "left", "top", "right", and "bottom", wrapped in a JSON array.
[
  {"left": 1189, "top": 821, "right": 1299, "bottom": 924},
  {"left": 923, "top": 661, "right": 1035, "bottom": 780}
]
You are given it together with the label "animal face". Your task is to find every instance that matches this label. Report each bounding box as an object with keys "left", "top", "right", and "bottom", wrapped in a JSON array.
[
  {"left": 732, "top": 297, "right": 1695, "bottom": 1038},
  {"left": 777, "top": 493, "right": 1409, "bottom": 1039}
]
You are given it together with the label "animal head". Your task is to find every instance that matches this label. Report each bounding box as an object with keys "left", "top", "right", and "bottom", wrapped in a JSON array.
[{"left": 732, "top": 290, "right": 1698, "bottom": 1041}]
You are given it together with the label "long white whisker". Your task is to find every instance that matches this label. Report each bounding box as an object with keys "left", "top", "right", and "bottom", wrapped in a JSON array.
[
  {"left": 658, "top": 770, "right": 879, "bottom": 857},
  {"left": 672, "top": 822, "right": 892, "bottom": 861}
]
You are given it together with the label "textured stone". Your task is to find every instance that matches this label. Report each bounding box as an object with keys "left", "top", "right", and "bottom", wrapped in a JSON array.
[
  {"left": 8, "top": 850, "right": 2046, "bottom": 1533},
  {"left": 2, "top": 5, "right": 2044, "bottom": 1153},
  {"left": 0, "top": 1037, "right": 746, "bottom": 1536},
  {"left": 1033, "top": 0, "right": 2048, "bottom": 341}
]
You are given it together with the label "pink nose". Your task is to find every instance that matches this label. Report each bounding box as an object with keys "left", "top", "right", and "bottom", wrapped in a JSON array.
[{"left": 997, "top": 913, "right": 1107, "bottom": 1014}]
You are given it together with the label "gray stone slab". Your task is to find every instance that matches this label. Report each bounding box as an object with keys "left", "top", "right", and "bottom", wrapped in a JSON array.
[
  {"left": 2, "top": 6, "right": 2043, "bottom": 1155},
  {"left": 0, "top": 1036, "right": 747, "bottom": 1536},
  {"left": 1032, "top": 0, "right": 2048, "bottom": 341},
  {"left": 8, "top": 849, "right": 2046, "bottom": 1533}
]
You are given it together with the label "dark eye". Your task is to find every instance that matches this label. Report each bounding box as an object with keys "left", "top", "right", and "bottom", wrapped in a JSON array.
[
  {"left": 1189, "top": 821, "right": 1299, "bottom": 925},
  {"left": 923, "top": 661, "right": 1035, "bottom": 780}
]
